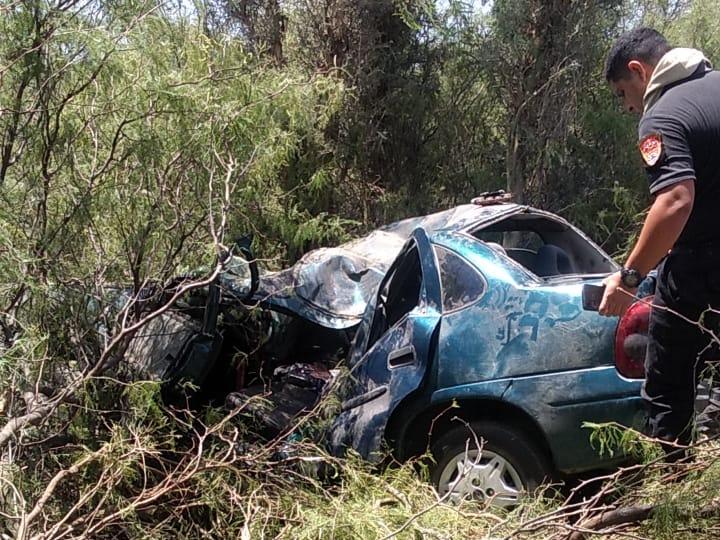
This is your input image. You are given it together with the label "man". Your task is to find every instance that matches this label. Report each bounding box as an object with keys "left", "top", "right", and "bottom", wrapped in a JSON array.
[{"left": 601, "top": 28, "right": 720, "bottom": 458}]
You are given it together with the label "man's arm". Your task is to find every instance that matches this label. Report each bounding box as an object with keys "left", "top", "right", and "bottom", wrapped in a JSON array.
[
  {"left": 599, "top": 179, "right": 694, "bottom": 317},
  {"left": 625, "top": 179, "right": 695, "bottom": 274}
]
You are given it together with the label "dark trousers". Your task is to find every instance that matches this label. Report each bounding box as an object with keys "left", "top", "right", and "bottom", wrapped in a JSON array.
[{"left": 642, "top": 251, "right": 720, "bottom": 455}]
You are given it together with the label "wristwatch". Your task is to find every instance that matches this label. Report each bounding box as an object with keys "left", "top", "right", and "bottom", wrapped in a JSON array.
[{"left": 620, "top": 267, "right": 643, "bottom": 288}]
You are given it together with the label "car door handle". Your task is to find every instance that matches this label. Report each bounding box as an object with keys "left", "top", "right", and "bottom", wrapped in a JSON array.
[{"left": 387, "top": 345, "right": 415, "bottom": 368}]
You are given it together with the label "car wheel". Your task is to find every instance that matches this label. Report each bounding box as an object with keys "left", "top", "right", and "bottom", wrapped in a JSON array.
[{"left": 430, "top": 421, "right": 551, "bottom": 507}]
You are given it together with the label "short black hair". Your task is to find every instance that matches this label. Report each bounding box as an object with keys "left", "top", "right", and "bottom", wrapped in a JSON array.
[{"left": 605, "top": 27, "right": 671, "bottom": 81}]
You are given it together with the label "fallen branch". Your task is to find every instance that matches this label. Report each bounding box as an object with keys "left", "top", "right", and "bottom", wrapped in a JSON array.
[
  {"left": 0, "top": 394, "right": 53, "bottom": 449},
  {"left": 569, "top": 499, "right": 720, "bottom": 539},
  {"left": 17, "top": 447, "right": 106, "bottom": 540},
  {"left": 568, "top": 504, "right": 654, "bottom": 540}
]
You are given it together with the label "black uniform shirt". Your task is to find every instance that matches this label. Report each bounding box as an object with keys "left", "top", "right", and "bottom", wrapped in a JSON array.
[{"left": 638, "top": 68, "right": 720, "bottom": 246}]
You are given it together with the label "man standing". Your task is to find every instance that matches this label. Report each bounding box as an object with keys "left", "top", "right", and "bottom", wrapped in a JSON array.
[{"left": 601, "top": 28, "right": 720, "bottom": 458}]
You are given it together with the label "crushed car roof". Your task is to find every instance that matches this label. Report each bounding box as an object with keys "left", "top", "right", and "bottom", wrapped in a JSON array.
[{"left": 220, "top": 203, "right": 525, "bottom": 328}]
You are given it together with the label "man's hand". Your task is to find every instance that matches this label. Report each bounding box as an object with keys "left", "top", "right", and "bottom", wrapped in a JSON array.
[{"left": 598, "top": 271, "right": 636, "bottom": 317}]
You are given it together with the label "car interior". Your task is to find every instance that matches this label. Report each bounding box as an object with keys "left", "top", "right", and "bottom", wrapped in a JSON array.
[
  {"left": 366, "top": 245, "right": 423, "bottom": 350},
  {"left": 469, "top": 212, "right": 617, "bottom": 278}
]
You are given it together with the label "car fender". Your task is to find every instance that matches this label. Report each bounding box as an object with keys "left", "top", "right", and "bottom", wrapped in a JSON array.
[{"left": 427, "top": 367, "right": 644, "bottom": 473}]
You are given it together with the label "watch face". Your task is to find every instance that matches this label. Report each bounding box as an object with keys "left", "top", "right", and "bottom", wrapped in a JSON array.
[{"left": 622, "top": 269, "right": 641, "bottom": 288}]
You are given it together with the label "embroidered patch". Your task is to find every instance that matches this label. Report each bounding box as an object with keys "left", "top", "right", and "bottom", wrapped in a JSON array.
[{"left": 639, "top": 133, "right": 663, "bottom": 167}]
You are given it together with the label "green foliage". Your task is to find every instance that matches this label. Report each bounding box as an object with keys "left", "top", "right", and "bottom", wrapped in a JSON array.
[
  {"left": 665, "top": 0, "right": 720, "bottom": 61},
  {"left": 123, "top": 380, "right": 166, "bottom": 427},
  {"left": 584, "top": 421, "right": 661, "bottom": 461},
  {"left": 3, "top": 1, "right": 720, "bottom": 538}
]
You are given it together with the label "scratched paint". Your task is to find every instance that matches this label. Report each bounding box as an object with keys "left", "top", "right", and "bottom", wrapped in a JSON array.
[
  {"left": 217, "top": 202, "right": 645, "bottom": 474},
  {"left": 327, "top": 209, "right": 644, "bottom": 473},
  {"left": 220, "top": 204, "right": 527, "bottom": 329}
]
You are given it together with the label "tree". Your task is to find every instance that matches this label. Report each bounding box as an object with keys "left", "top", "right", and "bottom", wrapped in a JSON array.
[
  {"left": 483, "top": 0, "right": 625, "bottom": 207},
  {"left": 0, "top": 1, "right": 346, "bottom": 535}
]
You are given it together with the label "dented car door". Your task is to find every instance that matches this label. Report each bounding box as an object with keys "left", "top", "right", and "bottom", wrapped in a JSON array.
[{"left": 329, "top": 228, "right": 442, "bottom": 460}]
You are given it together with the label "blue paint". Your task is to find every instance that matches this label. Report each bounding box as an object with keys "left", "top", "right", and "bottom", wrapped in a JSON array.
[{"left": 328, "top": 206, "right": 646, "bottom": 475}]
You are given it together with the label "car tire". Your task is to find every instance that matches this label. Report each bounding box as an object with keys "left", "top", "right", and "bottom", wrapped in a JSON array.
[{"left": 429, "top": 421, "right": 551, "bottom": 507}]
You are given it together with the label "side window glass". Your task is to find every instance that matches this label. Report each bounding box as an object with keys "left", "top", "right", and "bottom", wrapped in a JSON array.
[
  {"left": 435, "top": 246, "right": 485, "bottom": 312},
  {"left": 366, "top": 245, "right": 423, "bottom": 350}
]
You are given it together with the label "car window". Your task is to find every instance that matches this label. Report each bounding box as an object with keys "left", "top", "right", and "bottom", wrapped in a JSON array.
[
  {"left": 503, "top": 231, "right": 543, "bottom": 251},
  {"left": 474, "top": 230, "right": 543, "bottom": 251},
  {"left": 434, "top": 246, "right": 485, "bottom": 312},
  {"left": 469, "top": 213, "right": 617, "bottom": 276},
  {"left": 365, "top": 245, "right": 423, "bottom": 351}
]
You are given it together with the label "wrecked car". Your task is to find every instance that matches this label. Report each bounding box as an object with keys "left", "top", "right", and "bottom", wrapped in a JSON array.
[{"left": 127, "top": 200, "right": 655, "bottom": 506}]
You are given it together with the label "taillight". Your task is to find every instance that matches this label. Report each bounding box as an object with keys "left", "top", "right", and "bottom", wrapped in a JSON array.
[{"left": 614, "top": 301, "right": 651, "bottom": 378}]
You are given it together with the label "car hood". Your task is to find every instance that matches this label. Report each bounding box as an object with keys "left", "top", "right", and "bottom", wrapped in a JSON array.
[{"left": 220, "top": 203, "right": 522, "bottom": 329}]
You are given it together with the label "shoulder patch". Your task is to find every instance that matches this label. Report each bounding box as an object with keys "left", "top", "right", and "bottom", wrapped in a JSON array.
[{"left": 639, "top": 133, "right": 663, "bottom": 167}]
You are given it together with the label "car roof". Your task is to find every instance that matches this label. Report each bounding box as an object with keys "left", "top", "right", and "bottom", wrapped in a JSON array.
[
  {"left": 378, "top": 203, "right": 525, "bottom": 237},
  {"left": 228, "top": 203, "right": 528, "bottom": 328}
]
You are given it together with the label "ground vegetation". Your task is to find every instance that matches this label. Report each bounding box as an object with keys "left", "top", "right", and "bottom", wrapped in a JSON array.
[{"left": 2, "top": 0, "right": 720, "bottom": 538}]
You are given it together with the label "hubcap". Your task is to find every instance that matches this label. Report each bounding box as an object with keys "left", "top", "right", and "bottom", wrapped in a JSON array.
[{"left": 437, "top": 448, "right": 524, "bottom": 507}]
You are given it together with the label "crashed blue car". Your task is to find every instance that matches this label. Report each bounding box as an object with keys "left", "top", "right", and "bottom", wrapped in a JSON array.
[{"left": 129, "top": 200, "right": 653, "bottom": 505}]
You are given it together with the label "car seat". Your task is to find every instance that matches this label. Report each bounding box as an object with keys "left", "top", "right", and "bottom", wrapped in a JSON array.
[{"left": 534, "top": 244, "right": 574, "bottom": 277}]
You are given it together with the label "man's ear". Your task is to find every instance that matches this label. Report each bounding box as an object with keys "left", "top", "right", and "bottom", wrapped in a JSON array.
[{"left": 627, "top": 59, "right": 650, "bottom": 82}]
